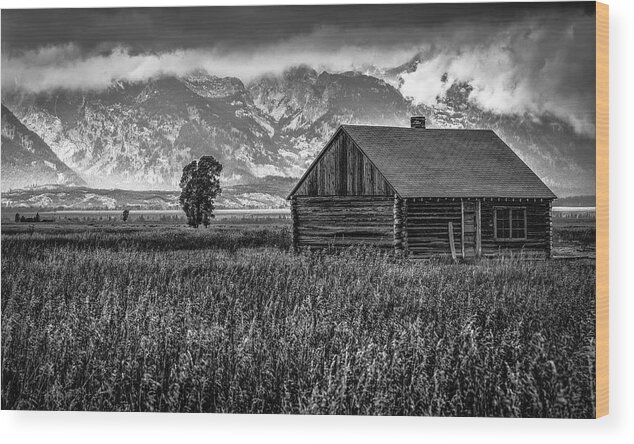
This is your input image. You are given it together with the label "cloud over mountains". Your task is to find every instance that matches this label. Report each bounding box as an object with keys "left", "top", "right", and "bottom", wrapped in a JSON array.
[
  {"left": 1, "top": 3, "right": 595, "bottom": 136},
  {"left": 399, "top": 16, "right": 596, "bottom": 136}
]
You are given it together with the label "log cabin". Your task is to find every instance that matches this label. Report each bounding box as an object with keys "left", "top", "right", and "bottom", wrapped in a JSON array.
[{"left": 287, "top": 117, "right": 557, "bottom": 259}]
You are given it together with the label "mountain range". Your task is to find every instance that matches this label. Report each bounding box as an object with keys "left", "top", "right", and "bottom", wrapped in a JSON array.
[
  {"left": 1, "top": 63, "right": 596, "bottom": 207},
  {"left": 1, "top": 105, "right": 85, "bottom": 189},
  {"left": 1, "top": 176, "right": 295, "bottom": 211}
]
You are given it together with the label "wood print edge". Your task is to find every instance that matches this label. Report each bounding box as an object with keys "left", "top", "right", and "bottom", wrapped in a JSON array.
[{"left": 595, "top": 0, "right": 609, "bottom": 419}]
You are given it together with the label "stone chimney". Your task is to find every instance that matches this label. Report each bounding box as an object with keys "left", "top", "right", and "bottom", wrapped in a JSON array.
[{"left": 410, "top": 116, "right": 426, "bottom": 129}]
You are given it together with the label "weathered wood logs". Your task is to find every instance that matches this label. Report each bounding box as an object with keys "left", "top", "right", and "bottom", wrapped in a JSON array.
[{"left": 294, "top": 196, "right": 394, "bottom": 249}]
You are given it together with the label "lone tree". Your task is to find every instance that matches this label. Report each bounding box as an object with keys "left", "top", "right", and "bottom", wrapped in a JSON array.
[
  {"left": 122, "top": 209, "right": 130, "bottom": 222},
  {"left": 179, "top": 156, "right": 222, "bottom": 228},
  {"left": 14, "top": 213, "right": 20, "bottom": 223}
]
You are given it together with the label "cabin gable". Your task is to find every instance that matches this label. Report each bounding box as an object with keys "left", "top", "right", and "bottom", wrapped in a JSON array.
[{"left": 291, "top": 129, "right": 394, "bottom": 197}]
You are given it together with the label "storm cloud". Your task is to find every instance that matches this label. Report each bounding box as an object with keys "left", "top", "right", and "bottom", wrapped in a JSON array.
[
  {"left": 1, "top": 3, "right": 595, "bottom": 135},
  {"left": 399, "top": 13, "right": 596, "bottom": 135}
]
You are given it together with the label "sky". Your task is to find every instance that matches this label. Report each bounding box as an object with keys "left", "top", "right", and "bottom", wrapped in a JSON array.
[{"left": 1, "top": 2, "right": 596, "bottom": 136}]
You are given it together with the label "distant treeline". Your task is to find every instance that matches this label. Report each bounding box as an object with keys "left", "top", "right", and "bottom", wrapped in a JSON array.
[{"left": 12, "top": 213, "right": 53, "bottom": 223}]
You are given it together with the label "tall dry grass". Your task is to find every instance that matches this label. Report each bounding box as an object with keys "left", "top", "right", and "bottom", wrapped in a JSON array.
[{"left": 1, "top": 226, "right": 595, "bottom": 416}]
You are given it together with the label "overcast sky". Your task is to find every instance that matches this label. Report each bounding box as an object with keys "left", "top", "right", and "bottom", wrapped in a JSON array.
[{"left": 1, "top": 2, "right": 596, "bottom": 136}]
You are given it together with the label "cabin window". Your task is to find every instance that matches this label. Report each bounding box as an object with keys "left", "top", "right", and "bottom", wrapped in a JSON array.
[{"left": 494, "top": 207, "right": 527, "bottom": 240}]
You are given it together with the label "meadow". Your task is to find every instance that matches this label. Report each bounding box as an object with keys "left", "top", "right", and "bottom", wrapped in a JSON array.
[{"left": 1, "top": 221, "right": 595, "bottom": 417}]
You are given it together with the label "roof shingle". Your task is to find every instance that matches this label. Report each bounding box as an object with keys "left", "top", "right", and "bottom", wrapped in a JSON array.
[{"left": 339, "top": 125, "right": 556, "bottom": 199}]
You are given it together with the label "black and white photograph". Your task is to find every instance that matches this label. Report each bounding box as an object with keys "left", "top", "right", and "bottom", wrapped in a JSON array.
[{"left": 1, "top": 1, "right": 601, "bottom": 418}]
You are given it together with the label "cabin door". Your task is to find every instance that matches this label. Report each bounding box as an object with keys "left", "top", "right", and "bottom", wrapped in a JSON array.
[{"left": 462, "top": 200, "right": 481, "bottom": 258}]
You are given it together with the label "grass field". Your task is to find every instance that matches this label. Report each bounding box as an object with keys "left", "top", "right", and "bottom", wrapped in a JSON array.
[{"left": 1, "top": 221, "right": 595, "bottom": 416}]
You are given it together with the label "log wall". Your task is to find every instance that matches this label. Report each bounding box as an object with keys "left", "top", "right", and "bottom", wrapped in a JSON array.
[
  {"left": 294, "top": 196, "right": 394, "bottom": 249},
  {"left": 293, "top": 197, "right": 553, "bottom": 257},
  {"left": 480, "top": 199, "right": 552, "bottom": 258},
  {"left": 403, "top": 199, "right": 463, "bottom": 258},
  {"left": 402, "top": 198, "right": 553, "bottom": 258},
  {"left": 293, "top": 130, "right": 394, "bottom": 197},
  {"left": 393, "top": 196, "right": 403, "bottom": 251}
]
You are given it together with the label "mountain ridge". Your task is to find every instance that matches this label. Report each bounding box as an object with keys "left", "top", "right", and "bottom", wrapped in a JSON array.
[
  {"left": 0, "top": 183, "right": 596, "bottom": 211},
  {"left": 1, "top": 177, "right": 295, "bottom": 210},
  {"left": 1, "top": 104, "right": 86, "bottom": 190},
  {"left": 2, "top": 66, "right": 595, "bottom": 198}
]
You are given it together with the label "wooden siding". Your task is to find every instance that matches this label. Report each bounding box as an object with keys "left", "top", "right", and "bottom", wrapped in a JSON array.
[
  {"left": 402, "top": 198, "right": 552, "bottom": 258},
  {"left": 403, "top": 199, "right": 463, "bottom": 258},
  {"left": 294, "top": 196, "right": 394, "bottom": 249},
  {"left": 293, "top": 130, "right": 394, "bottom": 197}
]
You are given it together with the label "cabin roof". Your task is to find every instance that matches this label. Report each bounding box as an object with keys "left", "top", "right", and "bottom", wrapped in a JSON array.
[{"left": 289, "top": 125, "right": 556, "bottom": 199}]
